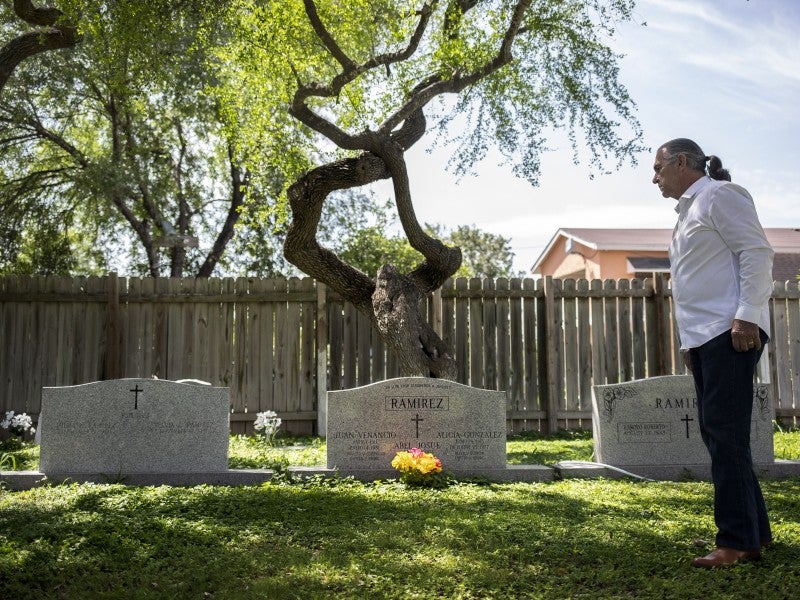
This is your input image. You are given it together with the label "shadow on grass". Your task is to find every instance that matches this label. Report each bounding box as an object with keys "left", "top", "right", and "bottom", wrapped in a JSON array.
[{"left": 3, "top": 477, "right": 799, "bottom": 599}]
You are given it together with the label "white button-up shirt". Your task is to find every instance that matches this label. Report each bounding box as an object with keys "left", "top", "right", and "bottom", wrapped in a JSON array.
[{"left": 669, "top": 176, "right": 774, "bottom": 350}]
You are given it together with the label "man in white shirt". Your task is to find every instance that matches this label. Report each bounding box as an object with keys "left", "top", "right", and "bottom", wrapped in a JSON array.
[{"left": 652, "top": 138, "right": 774, "bottom": 569}]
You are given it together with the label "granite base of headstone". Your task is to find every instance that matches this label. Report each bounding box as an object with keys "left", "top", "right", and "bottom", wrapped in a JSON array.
[
  {"left": 326, "top": 377, "right": 552, "bottom": 482},
  {"left": 573, "top": 374, "right": 800, "bottom": 481}
]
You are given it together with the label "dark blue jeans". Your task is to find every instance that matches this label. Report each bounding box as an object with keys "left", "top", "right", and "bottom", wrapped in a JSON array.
[{"left": 688, "top": 329, "right": 771, "bottom": 552}]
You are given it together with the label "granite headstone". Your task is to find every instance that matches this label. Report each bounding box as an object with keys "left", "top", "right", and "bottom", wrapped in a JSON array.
[
  {"left": 38, "top": 378, "right": 230, "bottom": 474},
  {"left": 327, "top": 377, "right": 507, "bottom": 476},
  {"left": 592, "top": 375, "right": 773, "bottom": 468}
]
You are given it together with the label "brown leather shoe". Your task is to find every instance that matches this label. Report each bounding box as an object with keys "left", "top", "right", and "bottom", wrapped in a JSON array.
[
  {"left": 692, "top": 546, "right": 761, "bottom": 569},
  {"left": 693, "top": 538, "right": 772, "bottom": 549}
]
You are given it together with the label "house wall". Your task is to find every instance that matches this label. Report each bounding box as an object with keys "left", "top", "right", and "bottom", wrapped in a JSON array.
[
  {"left": 538, "top": 237, "right": 668, "bottom": 279},
  {"left": 537, "top": 237, "right": 570, "bottom": 276},
  {"left": 596, "top": 250, "right": 668, "bottom": 279}
]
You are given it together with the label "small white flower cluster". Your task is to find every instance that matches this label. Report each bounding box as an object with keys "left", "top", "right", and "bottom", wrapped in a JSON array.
[
  {"left": 1, "top": 411, "right": 36, "bottom": 437},
  {"left": 253, "top": 410, "right": 281, "bottom": 443}
]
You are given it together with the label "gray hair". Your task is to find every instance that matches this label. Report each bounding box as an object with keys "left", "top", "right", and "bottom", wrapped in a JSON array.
[{"left": 659, "top": 138, "right": 731, "bottom": 181}]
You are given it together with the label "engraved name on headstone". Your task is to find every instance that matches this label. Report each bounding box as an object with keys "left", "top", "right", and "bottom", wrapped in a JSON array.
[
  {"left": 38, "top": 379, "right": 230, "bottom": 474},
  {"left": 592, "top": 375, "right": 773, "bottom": 467},
  {"left": 327, "top": 377, "right": 507, "bottom": 474}
]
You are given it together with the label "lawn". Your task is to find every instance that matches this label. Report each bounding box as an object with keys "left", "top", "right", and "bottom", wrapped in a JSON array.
[{"left": 1, "top": 430, "right": 798, "bottom": 599}]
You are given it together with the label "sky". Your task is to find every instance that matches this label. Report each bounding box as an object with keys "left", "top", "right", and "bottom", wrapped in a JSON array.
[{"left": 375, "top": 0, "right": 800, "bottom": 274}]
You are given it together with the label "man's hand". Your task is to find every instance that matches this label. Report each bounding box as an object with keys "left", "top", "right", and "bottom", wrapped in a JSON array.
[
  {"left": 731, "top": 319, "right": 761, "bottom": 352},
  {"left": 682, "top": 351, "right": 692, "bottom": 373}
]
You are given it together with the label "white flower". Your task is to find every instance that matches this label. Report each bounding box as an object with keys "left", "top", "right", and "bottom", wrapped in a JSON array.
[
  {"left": 253, "top": 410, "right": 281, "bottom": 440},
  {"left": 1, "top": 411, "right": 35, "bottom": 436}
]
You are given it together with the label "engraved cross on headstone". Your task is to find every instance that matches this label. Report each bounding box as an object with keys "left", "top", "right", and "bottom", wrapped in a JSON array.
[
  {"left": 681, "top": 413, "right": 694, "bottom": 438},
  {"left": 411, "top": 413, "right": 424, "bottom": 438},
  {"left": 130, "top": 385, "right": 144, "bottom": 410}
]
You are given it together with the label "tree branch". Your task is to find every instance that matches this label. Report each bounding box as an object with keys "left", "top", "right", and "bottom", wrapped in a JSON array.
[
  {"left": 373, "top": 2, "right": 531, "bottom": 289},
  {"left": 112, "top": 104, "right": 161, "bottom": 276},
  {"left": 198, "top": 145, "right": 246, "bottom": 278},
  {"left": 287, "top": 1, "right": 531, "bottom": 302},
  {"left": 284, "top": 152, "right": 392, "bottom": 311},
  {"left": 302, "top": 0, "right": 355, "bottom": 71},
  {"left": 170, "top": 117, "right": 190, "bottom": 277},
  {"left": 13, "top": 0, "right": 64, "bottom": 26},
  {"left": 443, "top": 0, "right": 480, "bottom": 39},
  {"left": 0, "top": 1, "right": 81, "bottom": 95},
  {"left": 379, "top": 0, "right": 532, "bottom": 136},
  {"left": 370, "top": 136, "right": 461, "bottom": 292},
  {"left": 290, "top": 1, "right": 437, "bottom": 147},
  {"left": 24, "top": 114, "right": 88, "bottom": 168}
]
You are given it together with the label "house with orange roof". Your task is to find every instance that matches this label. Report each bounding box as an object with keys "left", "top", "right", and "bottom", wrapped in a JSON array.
[{"left": 531, "top": 228, "right": 800, "bottom": 281}]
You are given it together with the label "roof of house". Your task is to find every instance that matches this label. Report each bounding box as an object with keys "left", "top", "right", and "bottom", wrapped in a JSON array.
[
  {"left": 557, "top": 228, "right": 673, "bottom": 251},
  {"left": 773, "top": 253, "right": 800, "bottom": 283},
  {"left": 532, "top": 227, "right": 800, "bottom": 275},
  {"left": 766, "top": 228, "right": 800, "bottom": 252}
]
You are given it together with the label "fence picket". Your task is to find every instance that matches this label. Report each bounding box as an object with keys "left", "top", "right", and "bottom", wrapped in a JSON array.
[
  {"left": 23, "top": 277, "right": 42, "bottom": 413},
  {"left": 525, "top": 279, "right": 540, "bottom": 412},
  {"left": 482, "top": 278, "right": 497, "bottom": 390},
  {"left": 617, "top": 279, "right": 633, "bottom": 382},
  {"left": 258, "top": 279, "right": 277, "bottom": 416},
  {"left": 327, "top": 295, "right": 342, "bottom": 392},
  {"left": 243, "top": 278, "right": 262, "bottom": 421},
  {"left": 562, "top": 279, "right": 579, "bottom": 429},
  {"left": 631, "top": 278, "right": 646, "bottom": 380},
  {"left": 508, "top": 278, "right": 523, "bottom": 411},
  {"left": 356, "top": 308, "right": 371, "bottom": 388},
  {"left": 789, "top": 288, "right": 800, "bottom": 426},
  {"left": 772, "top": 281, "right": 792, "bottom": 418},
  {"left": 342, "top": 302, "right": 358, "bottom": 389},
  {"left": 543, "top": 277, "right": 560, "bottom": 433},
  {"left": 272, "top": 277, "right": 289, "bottom": 420},
  {"left": 496, "top": 278, "right": 510, "bottom": 401},
  {"left": 603, "top": 279, "right": 620, "bottom": 384},
  {"left": 299, "top": 277, "right": 316, "bottom": 432},
  {"left": 589, "top": 278, "right": 606, "bottom": 388},
  {"left": 468, "top": 278, "right": 484, "bottom": 387},
  {"left": 576, "top": 279, "right": 592, "bottom": 427},
  {"left": 454, "top": 278, "right": 469, "bottom": 384}
]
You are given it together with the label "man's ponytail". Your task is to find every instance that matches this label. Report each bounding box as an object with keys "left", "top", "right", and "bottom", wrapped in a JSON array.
[{"left": 706, "top": 155, "right": 731, "bottom": 181}]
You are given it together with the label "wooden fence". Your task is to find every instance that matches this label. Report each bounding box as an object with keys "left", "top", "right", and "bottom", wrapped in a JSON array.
[{"left": 1, "top": 274, "right": 798, "bottom": 436}]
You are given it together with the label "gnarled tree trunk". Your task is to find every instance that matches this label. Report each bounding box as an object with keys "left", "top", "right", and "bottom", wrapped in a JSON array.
[{"left": 284, "top": 126, "right": 460, "bottom": 379}]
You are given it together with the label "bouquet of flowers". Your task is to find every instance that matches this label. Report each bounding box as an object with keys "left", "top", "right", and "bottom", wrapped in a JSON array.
[
  {"left": 253, "top": 410, "right": 282, "bottom": 445},
  {"left": 391, "top": 447, "right": 444, "bottom": 487},
  {"left": 1, "top": 411, "right": 36, "bottom": 439}
]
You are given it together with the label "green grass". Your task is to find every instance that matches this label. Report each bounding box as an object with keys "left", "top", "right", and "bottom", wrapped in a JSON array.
[
  {"left": 1, "top": 430, "right": 799, "bottom": 599},
  {"left": 0, "top": 442, "right": 38, "bottom": 472},
  {"left": 227, "top": 435, "right": 327, "bottom": 471},
  {"left": 775, "top": 425, "right": 800, "bottom": 460}
]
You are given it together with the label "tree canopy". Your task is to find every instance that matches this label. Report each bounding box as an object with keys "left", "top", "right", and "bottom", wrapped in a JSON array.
[
  {"left": 1, "top": 0, "right": 644, "bottom": 376},
  {"left": 0, "top": 0, "right": 258, "bottom": 277}
]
